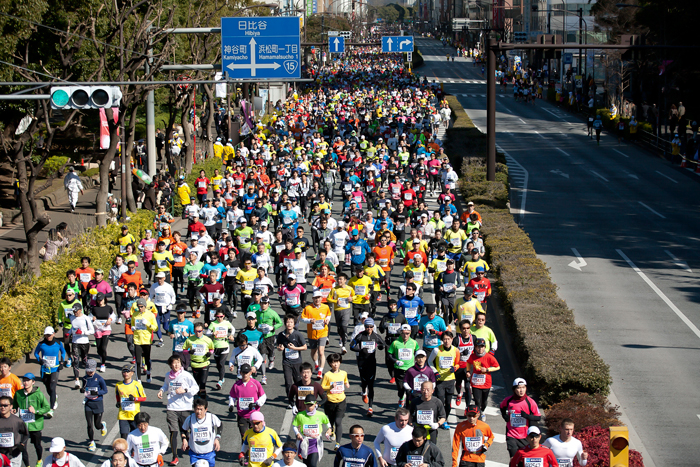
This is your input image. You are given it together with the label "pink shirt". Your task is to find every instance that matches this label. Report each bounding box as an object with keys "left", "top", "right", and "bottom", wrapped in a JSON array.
[
  {"left": 499, "top": 395, "right": 541, "bottom": 439},
  {"left": 229, "top": 378, "right": 265, "bottom": 418},
  {"left": 279, "top": 285, "right": 305, "bottom": 308}
]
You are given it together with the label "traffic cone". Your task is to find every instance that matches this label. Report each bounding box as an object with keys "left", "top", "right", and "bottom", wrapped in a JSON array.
[
  {"left": 681, "top": 157, "right": 687, "bottom": 168},
  {"left": 81, "top": 158, "right": 85, "bottom": 167}
]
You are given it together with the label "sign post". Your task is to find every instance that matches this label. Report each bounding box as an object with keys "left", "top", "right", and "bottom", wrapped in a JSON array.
[{"left": 221, "top": 17, "right": 301, "bottom": 79}]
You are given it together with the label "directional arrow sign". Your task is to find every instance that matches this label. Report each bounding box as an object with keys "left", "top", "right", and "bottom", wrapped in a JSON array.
[
  {"left": 568, "top": 248, "right": 587, "bottom": 271},
  {"left": 329, "top": 36, "right": 345, "bottom": 53},
  {"left": 382, "top": 35, "right": 413, "bottom": 53},
  {"left": 221, "top": 17, "right": 300, "bottom": 79}
]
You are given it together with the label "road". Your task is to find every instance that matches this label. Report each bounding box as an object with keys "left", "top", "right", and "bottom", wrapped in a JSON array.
[
  {"left": 415, "top": 37, "right": 700, "bottom": 467},
  {"left": 13, "top": 114, "right": 517, "bottom": 467}
]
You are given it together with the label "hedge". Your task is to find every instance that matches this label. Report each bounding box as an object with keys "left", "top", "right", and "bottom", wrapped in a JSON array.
[
  {"left": 0, "top": 209, "right": 155, "bottom": 361},
  {"left": 446, "top": 95, "right": 612, "bottom": 405},
  {"left": 412, "top": 49, "right": 424, "bottom": 69}
]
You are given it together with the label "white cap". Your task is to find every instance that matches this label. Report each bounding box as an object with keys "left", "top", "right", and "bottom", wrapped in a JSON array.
[
  {"left": 527, "top": 426, "right": 541, "bottom": 436},
  {"left": 155, "top": 272, "right": 166, "bottom": 278},
  {"left": 513, "top": 377, "right": 527, "bottom": 387},
  {"left": 246, "top": 312, "right": 257, "bottom": 319},
  {"left": 313, "top": 290, "right": 324, "bottom": 297},
  {"left": 44, "top": 326, "right": 55, "bottom": 335},
  {"left": 49, "top": 438, "right": 66, "bottom": 453},
  {"left": 261, "top": 221, "right": 268, "bottom": 226},
  {"left": 338, "top": 221, "right": 345, "bottom": 228},
  {"left": 360, "top": 311, "right": 369, "bottom": 319},
  {"left": 468, "top": 201, "right": 475, "bottom": 206},
  {"left": 287, "top": 274, "right": 297, "bottom": 280}
]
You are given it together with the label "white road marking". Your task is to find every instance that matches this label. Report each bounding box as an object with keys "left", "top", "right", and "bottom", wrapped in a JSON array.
[
  {"left": 638, "top": 201, "right": 666, "bottom": 219},
  {"left": 550, "top": 169, "right": 569, "bottom": 179},
  {"left": 279, "top": 406, "right": 295, "bottom": 438},
  {"left": 534, "top": 130, "right": 547, "bottom": 139},
  {"left": 665, "top": 250, "right": 692, "bottom": 273},
  {"left": 556, "top": 148, "right": 570, "bottom": 157},
  {"left": 86, "top": 421, "right": 121, "bottom": 467},
  {"left": 500, "top": 146, "right": 529, "bottom": 226},
  {"left": 624, "top": 171, "right": 639, "bottom": 180},
  {"left": 612, "top": 148, "right": 629, "bottom": 158},
  {"left": 518, "top": 118, "right": 526, "bottom": 124},
  {"left": 486, "top": 461, "right": 509, "bottom": 467},
  {"left": 656, "top": 170, "right": 678, "bottom": 183},
  {"left": 541, "top": 108, "right": 561, "bottom": 119},
  {"left": 617, "top": 249, "right": 700, "bottom": 340},
  {"left": 568, "top": 248, "right": 587, "bottom": 271},
  {"left": 590, "top": 170, "right": 609, "bottom": 182}
]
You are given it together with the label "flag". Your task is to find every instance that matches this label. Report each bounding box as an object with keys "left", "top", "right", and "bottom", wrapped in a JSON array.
[{"left": 99, "top": 108, "right": 119, "bottom": 149}]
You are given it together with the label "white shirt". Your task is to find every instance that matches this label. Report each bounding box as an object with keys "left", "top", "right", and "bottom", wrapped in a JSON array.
[
  {"left": 45, "top": 453, "right": 86, "bottom": 467},
  {"left": 159, "top": 370, "right": 199, "bottom": 411},
  {"left": 273, "top": 460, "right": 305, "bottom": 467},
  {"left": 149, "top": 282, "right": 176, "bottom": 308},
  {"left": 330, "top": 230, "right": 349, "bottom": 256},
  {"left": 70, "top": 315, "right": 95, "bottom": 344},
  {"left": 228, "top": 346, "right": 264, "bottom": 377},
  {"left": 127, "top": 426, "right": 169, "bottom": 465},
  {"left": 543, "top": 435, "right": 587, "bottom": 467},
  {"left": 374, "top": 422, "right": 414, "bottom": 465}
]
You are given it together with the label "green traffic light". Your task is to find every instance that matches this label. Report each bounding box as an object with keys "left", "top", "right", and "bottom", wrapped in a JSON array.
[{"left": 51, "top": 89, "right": 69, "bottom": 107}]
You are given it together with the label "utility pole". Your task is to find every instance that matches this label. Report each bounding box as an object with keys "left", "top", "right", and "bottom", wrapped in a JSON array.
[
  {"left": 578, "top": 7, "right": 583, "bottom": 79},
  {"left": 486, "top": 38, "right": 496, "bottom": 182}
]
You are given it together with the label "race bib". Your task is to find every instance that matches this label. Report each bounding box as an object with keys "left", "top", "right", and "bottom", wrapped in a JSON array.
[
  {"left": 407, "top": 456, "right": 423, "bottom": 467},
  {"left": 398, "top": 348, "right": 413, "bottom": 361},
  {"left": 120, "top": 245, "right": 127, "bottom": 253},
  {"left": 443, "top": 283, "right": 455, "bottom": 293},
  {"left": 390, "top": 447, "right": 399, "bottom": 461},
  {"left": 404, "top": 193, "right": 412, "bottom": 200},
  {"left": 471, "top": 373, "right": 486, "bottom": 386},
  {"left": 330, "top": 381, "right": 344, "bottom": 394},
  {"left": 378, "top": 258, "right": 389, "bottom": 267},
  {"left": 194, "top": 426, "right": 210, "bottom": 442},
  {"left": 133, "top": 319, "right": 147, "bottom": 331},
  {"left": 361, "top": 341, "right": 376, "bottom": 353},
  {"left": 404, "top": 307, "right": 417, "bottom": 319},
  {"left": 320, "top": 288, "right": 331, "bottom": 298},
  {"left": 312, "top": 320, "right": 326, "bottom": 331},
  {"left": 294, "top": 267, "right": 304, "bottom": 278},
  {"left": 510, "top": 412, "right": 527, "bottom": 428},
  {"left": 556, "top": 460, "right": 572, "bottom": 467},
  {"left": 244, "top": 281, "right": 255, "bottom": 291},
  {"left": 335, "top": 238, "right": 345, "bottom": 247},
  {"left": 450, "top": 237, "right": 461, "bottom": 247},
  {"left": 198, "top": 182, "right": 206, "bottom": 188},
  {"left": 80, "top": 273, "right": 91, "bottom": 283},
  {"left": 44, "top": 356, "right": 57, "bottom": 367},
  {"left": 145, "top": 244, "right": 156, "bottom": 252},
  {"left": 19, "top": 409, "right": 35, "bottom": 424},
  {"left": 275, "top": 245, "right": 285, "bottom": 253},
  {"left": 392, "top": 187, "right": 401, "bottom": 194},
  {"left": 354, "top": 285, "right": 366, "bottom": 296},
  {"left": 155, "top": 292, "right": 166, "bottom": 303},
  {"left": 213, "top": 326, "right": 228, "bottom": 339},
  {"left": 475, "top": 291, "right": 486, "bottom": 302},
  {"left": 207, "top": 293, "right": 218, "bottom": 303},
  {"left": 416, "top": 410, "right": 433, "bottom": 424},
  {"left": 173, "top": 254, "right": 183, "bottom": 263},
  {"left": 250, "top": 448, "right": 267, "bottom": 463},
  {"left": 239, "top": 397, "right": 254, "bottom": 410},
  {"left": 413, "top": 271, "right": 423, "bottom": 282},
  {"left": 337, "top": 297, "right": 349, "bottom": 308},
  {"left": 284, "top": 348, "right": 300, "bottom": 360},
  {"left": 193, "top": 344, "right": 207, "bottom": 357},
  {"left": 352, "top": 246, "right": 362, "bottom": 256},
  {"left": 436, "top": 262, "right": 447, "bottom": 272},
  {"left": 388, "top": 323, "right": 401, "bottom": 334},
  {"left": 0, "top": 433, "right": 13, "bottom": 448},
  {"left": 464, "top": 436, "right": 483, "bottom": 452},
  {"left": 413, "top": 374, "right": 429, "bottom": 391},
  {"left": 158, "top": 260, "right": 168, "bottom": 268},
  {"left": 439, "top": 356, "right": 454, "bottom": 368},
  {"left": 523, "top": 459, "right": 544, "bottom": 467},
  {"left": 120, "top": 398, "right": 135, "bottom": 411},
  {"left": 303, "top": 424, "right": 320, "bottom": 438},
  {"left": 286, "top": 296, "right": 299, "bottom": 306}
]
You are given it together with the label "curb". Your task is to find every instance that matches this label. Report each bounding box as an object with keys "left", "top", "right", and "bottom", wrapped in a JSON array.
[{"left": 40, "top": 177, "right": 98, "bottom": 211}]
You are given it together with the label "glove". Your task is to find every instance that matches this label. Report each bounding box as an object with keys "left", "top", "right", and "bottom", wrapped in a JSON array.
[
  {"left": 262, "top": 457, "right": 275, "bottom": 466},
  {"left": 128, "top": 395, "right": 135, "bottom": 401},
  {"left": 157, "top": 455, "right": 164, "bottom": 466},
  {"left": 116, "top": 402, "right": 121, "bottom": 409},
  {"left": 75, "top": 328, "right": 83, "bottom": 335},
  {"left": 238, "top": 453, "right": 247, "bottom": 466},
  {"left": 428, "top": 422, "right": 439, "bottom": 430}
]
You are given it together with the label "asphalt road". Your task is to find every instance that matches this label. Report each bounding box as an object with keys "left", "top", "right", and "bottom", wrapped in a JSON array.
[
  {"left": 12, "top": 101, "right": 517, "bottom": 467},
  {"left": 415, "top": 36, "right": 700, "bottom": 467}
]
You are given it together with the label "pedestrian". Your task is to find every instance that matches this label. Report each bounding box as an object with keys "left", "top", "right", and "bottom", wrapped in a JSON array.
[
  {"left": 63, "top": 167, "right": 84, "bottom": 213},
  {"left": 80, "top": 360, "right": 108, "bottom": 452},
  {"left": 13, "top": 373, "right": 51, "bottom": 465}
]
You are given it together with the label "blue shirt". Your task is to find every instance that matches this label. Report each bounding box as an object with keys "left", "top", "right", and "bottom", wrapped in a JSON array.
[
  {"left": 280, "top": 209, "right": 299, "bottom": 228},
  {"left": 418, "top": 315, "right": 447, "bottom": 349},
  {"left": 201, "top": 262, "right": 227, "bottom": 283},
  {"left": 34, "top": 340, "right": 66, "bottom": 375},
  {"left": 397, "top": 296, "right": 425, "bottom": 326},
  {"left": 240, "top": 328, "right": 264, "bottom": 348},
  {"left": 345, "top": 238, "right": 371, "bottom": 265},
  {"left": 374, "top": 217, "right": 394, "bottom": 232},
  {"left": 168, "top": 319, "right": 195, "bottom": 353},
  {"left": 334, "top": 443, "right": 376, "bottom": 467},
  {"left": 242, "top": 193, "right": 258, "bottom": 213}
]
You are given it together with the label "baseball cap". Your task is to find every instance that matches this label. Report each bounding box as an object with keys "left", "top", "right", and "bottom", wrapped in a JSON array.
[
  {"left": 121, "top": 364, "right": 135, "bottom": 373},
  {"left": 139, "top": 288, "right": 149, "bottom": 295},
  {"left": 465, "top": 287, "right": 475, "bottom": 296},
  {"left": 95, "top": 269, "right": 104, "bottom": 275},
  {"left": 468, "top": 201, "right": 475, "bottom": 206},
  {"left": 360, "top": 311, "right": 369, "bottom": 319},
  {"left": 415, "top": 350, "right": 427, "bottom": 357},
  {"left": 95, "top": 292, "right": 105, "bottom": 302},
  {"left": 49, "top": 438, "right": 66, "bottom": 453},
  {"left": 338, "top": 221, "right": 346, "bottom": 228},
  {"left": 294, "top": 248, "right": 302, "bottom": 253},
  {"left": 250, "top": 411, "right": 264, "bottom": 422},
  {"left": 72, "top": 303, "right": 83, "bottom": 311},
  {"left": 86, "top": 359, "right": 97, "bottom": 373},
  {"left": 261, "top": 296, "right": 270, "bottom": 303},
  {"left": 304, "top": 398, "right": 317, "bottom": 405},
  {"left": 240, "top": 363, "right": 253, "bottom": 374},
  {"left": 22, "top": 373, "right": 35, "bottom": 380},
  {"left": 176, "top": 308, "right": 187, "bottom": 314},
  {"left": 136, "top": 298, "right": 147, "bottom": 307},
  {"left": 364, "top": 318, "right": 375, "bottom": 327},
  {"left": 401, "top": 324, "right": 411, "bottom": 331},
  {"left": 475, "top": 266, "right": 485, "bottom": 273},
  {"left": 412, "top": 238, "right": 420, "bottom": 244},
  {"left": 313, "top": 290, "right": 324, "bottom": 298},
  {"left": 465, "top": 405, "right": 480, "bottom": 416},
  {"left": 475, "top": 338, "right": 486, "bottom": 347},
  {"left": 252, "top": 289, "right": 262, "bottom": 295},
  {"left": 513, "top": 378, "right": 527, "bottom": 387},
  {"left": 246, "top": 312, "right": 257, "bottom": 319},
  {"left": 44, "top": 326, "right": 55, "bottom": 335},
  {"left": 388, "top": 299, "right": 397, "bottom": 306},
  {"left": 527, "top": 426, "right": 541, "bottom": 436},
  {"left": 156, "top": 271, "right": 167, "bottom": 278},
  {"left": 287, "top": 274, "right": 297, "bottom": 280},
  {"left": 256, "top": 233, "right": 263, "bottom": 238},
  {"left": 351, "top": 229, "right": 359, "bottom": 235}
]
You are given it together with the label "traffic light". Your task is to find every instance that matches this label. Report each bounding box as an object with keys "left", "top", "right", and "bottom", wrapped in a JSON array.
[
  {"left": 50, "top": 86, "right": 122, "bottom": 110},
  {"left": 620, "top": 34, "right": 642, "bottom": 61},
  {"left": 610, "top": 426, "right": 629, "bottom": 467}
]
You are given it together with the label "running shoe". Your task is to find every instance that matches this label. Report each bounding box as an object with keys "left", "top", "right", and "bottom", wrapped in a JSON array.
[
  {"left": 88, "top": 441, "right": 96, "bottom": 452},
  {"left": 74, "top": 379, "right": 81, "bottom": 389},
  {"left": 215, "top": 380, "right": 223, "bottom": 390},
  {"left": 268, "top": 360, "right": 275, "bottom": 370},
  {"left": 101, "top": 421, "right": 107, "bottom": 437},
  {"left": 261, "top": 376, "right": 267, "bottom": 385},
  {"left": 168, "top": 459, "right": 179, "bottom": 466},
  {"left": 99, "top": 364, "right": 106, "bottom": 373},
  {"left": 455, "top": 395, "right": 462, "bottom": 406},
  {"left": 366, "top": 408, "right": 373, "bottom": 417},
  {"left": 389, "top": 377, "right": 396, "bottom": 384},
  {"left": 317, "top": 370, "right": 322, "bottom": 380},
  {"left": 362, "top": 394, "right": 369, "bottom": 404},
  {"left": 341, "top": 346, "right": 347, "bottom": 355}
]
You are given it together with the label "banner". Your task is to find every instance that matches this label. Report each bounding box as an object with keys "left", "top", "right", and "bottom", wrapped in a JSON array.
[
  {"left": 240, "top": 100, "right": 255, "bottom": 134},
  {"left": 214, "top": 72, "right": 227, "bottom": 98},
  {"left": 99, "top": 107, "right": 119, "bottom": 150}
]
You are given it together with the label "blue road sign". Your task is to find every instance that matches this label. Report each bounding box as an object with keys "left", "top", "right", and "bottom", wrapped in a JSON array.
[
  {"left": 381, "top": 36, "right": 414, "bottom": 53},
  {"left": 329, "top": 36, "right": 345, "bottom": 53},
  {"left": 563, "top": 53, "right": 573, "bottom": 65},
  {"left": 221, "top": 17, "right": 300, "bottom": 79}
]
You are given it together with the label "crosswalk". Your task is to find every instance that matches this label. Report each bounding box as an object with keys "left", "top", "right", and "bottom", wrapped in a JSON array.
[
  {"left": 454, "top": 93, "right": 508, "bottom": 98},
  {"left": 431, "top": 79, "right": 487, "bottom": 84}
]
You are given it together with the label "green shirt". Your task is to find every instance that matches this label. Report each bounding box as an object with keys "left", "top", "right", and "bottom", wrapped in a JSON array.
[
  {"left": 292, "top": 410, "right": 330, "bottom": 439},
  {"left": 184, "top": 261, "right": 205, "bottom": 285},
  {"left": 255, "top": 308, "right": 284, "bottom": 338},
  {"left": 13, "top": 388, "right": 51, "bottom": 432},
  {"left": 208, "top": 320, "right": 234, "bottom": 349},
  {"left": 183, "top": 335, "right": 214, "bottom": 368},
  {"left": 388, "top": 338, "right": 421, "bottom": 370}
]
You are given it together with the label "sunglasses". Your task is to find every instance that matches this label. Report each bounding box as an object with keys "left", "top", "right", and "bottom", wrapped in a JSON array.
[
  {"left": 0, "top": 404, "right": 10, "bottom": 408},
  {"left": 350, "top": 433, "right": 365, "bottom": 437}
]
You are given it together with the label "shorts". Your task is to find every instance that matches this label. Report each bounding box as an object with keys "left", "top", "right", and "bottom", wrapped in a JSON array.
[
  {"left": 167, "top": 409, "right": 191, "bottom": 434},
  {"left": 260, "top": 336, "right": 276, "bottom": 357},
  {"left": 308, "top": 337, "right": 328, "bottom": 349},
  {"left": 189, "top": 450, "right": 216, "bottom": 467}
]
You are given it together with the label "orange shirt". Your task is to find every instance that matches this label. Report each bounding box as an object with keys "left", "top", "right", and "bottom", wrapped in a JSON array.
[
  {"left": 460, "top": 210, "right": 482, "bottom": 225},
  {"left": 312, "top": 275, "right": 336, "bottom": 303},
  {"left": 301, "top": 303, "right": 332, "bottom": 340},
  {"left": 118, "top": 271, "right": 144, "bottom": 291},
  {"left": 0, "top": 373, "right": 22, "bottom": 398},
  {"left": 372, "top": 246, "right": 395, "bottom": 272},
  {"left": 75, "top": 267, "right": 95, "bottom": 289},
  {"left": 169, "top": 241, "right": 188, "bottom": 267}
]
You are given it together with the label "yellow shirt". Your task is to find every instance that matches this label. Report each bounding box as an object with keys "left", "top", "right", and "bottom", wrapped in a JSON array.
[
  {"left": 463, "top": 260, "right": 490, "bottom": 281},
  {"left": 403, "top": 264, "right": 427, "bottom": 287},
  {"left": 327, "top": 285, "right": 354, "bottom": 310},
  {"left": 455, "top": 297, "right": 484, "bottom": 323},
  {"left": 301, "top": 303, "right": 332, "bottom": 340},
  {"left": 444, "top": 229, "right": 467, "bottom": 253},
  {"left": 348, "top": 276, "right": 373, "bottom": 304},
  {"left": 178, "top": 184, "right": 191, "bottom": 205},
  {"left": 321, "top": 370, "right": 348, "bottom": 403},
  {"left": 363, "top": 264, "right": 384, "bottom": 292},
  {"left": 115, "top": 380, "right": 145, "bottom": 420},
  {"left": 242, "top": 426, "right": 283, "bottom": 467},
  {"left": 130, "top": 308, "right": 158, "bottom": 345},
  {"left": 429, "top": 257, "right": 449, "bottom": 280},
  {"left": 236, "top": 268, "right": 259, "bottom": 295},
  {"left": 431, "top": 345, "right": 460, "bottom": 382},
  {"left": 153, "top": 251, "right": 174, "bottom": 273},
  {"left": 213, "top": 143, "right": 224, "bottom": 159}
]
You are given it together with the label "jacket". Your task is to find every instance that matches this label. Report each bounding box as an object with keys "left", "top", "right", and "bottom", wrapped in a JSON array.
[
  {"left": 396, "top": 439, "right": 444, "bottom": 467},
  {"left": 12, "top": 388, "right": 51, "bottom": 432}
]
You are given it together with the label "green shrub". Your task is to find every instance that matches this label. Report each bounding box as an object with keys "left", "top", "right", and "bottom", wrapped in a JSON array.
[
  {"left": 412, "top": 49, "right": 424, "bottom": 69},
  {"left": 41, "top": 156, "right": 69, "bottom": 177},
  {"left": 0, "top": 209, "right": 154, "bottom": 361},
  {"left": 445, "top": 96, "right": 612, "bottom": 405},
  {"left": 544, "top": 393, "right": 621, "bottom": 435},
  {"left": 82, "top": 168, "right": 99, "bottom": 177}
]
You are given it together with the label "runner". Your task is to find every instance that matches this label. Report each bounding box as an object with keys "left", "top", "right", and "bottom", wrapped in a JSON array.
[
  {"left": 181, "top": 398, "right": 222, "bottom": 467},
  {"left": 228, "top": 364, "right": 266, "bottom": 437},
  {"left": 79, "top": 360, "right": 107, "bottom": 452},
  {"left": 451, "top": 405, "right": 495, "bottom": 467},
  {"left": 508, "top": 427, "right": 558, "bottom": 467},
  {"left": 183, "top": 323, "right": 215, "bottom": 400},
  {"left": 13, "top": 373, "right": 51, "bottom": 463},
  {"left": 387, "top": 326, "right": 421, "bottom": 407},
  {"left": 320, "top": 354, "right": 349, "bottom": 450},
  {"left": 115, "top": 364, "right": 146, "bottom": 439},
  {"left": 287, "top": 363, "right": 326, "bottom": 414},
  {"left": 291, "top": 399, "right": 332, "bottom": 467},
  {"left": 373, "top": 409, "right": 412, "bottom": 467},
  {"left": 276, "top": 316, "right": 307, "bottom": 398},
  {"left": 542, "top": 419, "right": 588, "bottom": 467},
  {"left": 240, "top": 412, "right": 282, "bottom": 467},
  {"left": 333, "top": 425, "right": 375, "bottom": 467},
  {"left": 394, "top": 425, "right": 443, "bottom": 467},
  {"left": 33, "top": 328, "right": 66, "bottom": 410},
  {"left": 349, "top": 319, "right": 385, "bottom": 416},
  {"left": 300, "top": 291, "right": 332, "bottom": 379},
  {"left": 427, "top": 331, "right": 459, "bottom": 428},
  {"left": 499, "top": 378, "right": 542, "bottom": 458},
  {"left": 126, "top": 413, "right": 169, "bottom": 467},
  {"left": 467, "top": 339, "right": 500, "bottom": 417}
]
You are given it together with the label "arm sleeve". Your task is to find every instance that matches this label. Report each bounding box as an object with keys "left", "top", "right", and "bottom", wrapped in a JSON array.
[{"left": 373, "top": 428, "right": 385, "bottom": 458}]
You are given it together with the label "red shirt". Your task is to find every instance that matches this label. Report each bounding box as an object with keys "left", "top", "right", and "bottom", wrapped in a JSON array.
[
  {"left": 467, "top": 277, "right": 492, "bottom": 304},
  {"left": 509, "top": 446, "right": 559, "bottom": 467},
  {"left": 404, "top": 249, "right": 428, "bottom": 267},
  {"left": 195, "top": 177, "right": 209, "bottom": 195},
  {"left": 467, "top": 352, "right": 499, "bottom": 389},
  {"left": 401, "top": 188, "right": 417, "bottom": 207},
  {"left": 188, "top": 222, "right": 205, "bottom": 236}
]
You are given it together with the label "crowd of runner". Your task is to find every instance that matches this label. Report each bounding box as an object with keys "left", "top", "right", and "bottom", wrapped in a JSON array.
[{"left": 0, "top": 47, "right": 588, "bottom": 467}]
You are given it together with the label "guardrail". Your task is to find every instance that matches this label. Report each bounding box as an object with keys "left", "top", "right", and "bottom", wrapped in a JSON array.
[{"left": 637, "top": 129, "right": 671, "bottom": 160}]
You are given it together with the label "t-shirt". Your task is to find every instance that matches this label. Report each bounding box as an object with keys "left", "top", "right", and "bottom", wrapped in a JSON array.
[
  {"left": 466, "top": 353, "right": 499, "bottom": 389},
  {"left": 292, "top": 410, "right": 329, "bottom": 453},
  {"left": 242, "top": 426, "right": 282, "bottom": 467},
  {"left": 275, "top": 331, "right": 305, "bottom": 364},
  {"left": 321, "top": 370, "right": 348, "bottom": 404},
  {"left": 0, "top": 375, "right": 22, "bottom": 399},
  {"left": 410, "top": 397, "right": 446, "bottom": 426},
  {"left": 543, "top": 435, "right": 584, "bottom": 467},
  {"left": 115, "top": 380, "right": 145, "bottom": 421},
  {"left": 182, "top": 412, "right": 222, "bottom": 454},
  {"left": 127, "top": 426, "right": 168, "bottom": 465}
]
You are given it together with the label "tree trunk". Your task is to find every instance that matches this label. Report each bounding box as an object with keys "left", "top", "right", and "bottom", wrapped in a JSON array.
[
  {"left": 14, "top": 142, "right": 50, "bottom": 276},
  {"left": 182, "top": 96, "right": 194, "bottom": 173},
  {"left": 97, "top": 127, "right": 119, "bottom": 227},
  {"left": 125, "top": 105, "right": 139, "bottom": 212}
]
